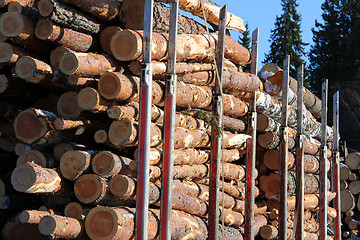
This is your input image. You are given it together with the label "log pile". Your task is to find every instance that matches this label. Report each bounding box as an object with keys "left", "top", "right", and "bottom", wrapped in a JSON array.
[
  {"left": 339, "top": 152, "right": 360, "bottom": 238},
  {"left": 0, "top": 0, "right": 337, "bottom": 239}
]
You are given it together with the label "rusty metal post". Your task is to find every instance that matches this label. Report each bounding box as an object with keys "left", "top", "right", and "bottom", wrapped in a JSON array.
[
  {"left": 332, "top": 91, "right": 341, "bottom": 240},
  {"left": 319, "top": 79, "right": 328, "bottom": 239},
  {"left": 159, "top": 0, "right": 178, "bottom": 239},
  {"left": 135, "top": 0, "right": 153, "bottom": 239},
  {"left": 279, "top": 55, "right": 290, "bottom": 240},
  {"left": 208, "top": 5, "right": 226, "bottom": 240},
  {"left": 293, "top": 64, "right": 304, "bottom": 240},
  {"left": 244, "top": 27, "right": 259, "bottom": 240}
]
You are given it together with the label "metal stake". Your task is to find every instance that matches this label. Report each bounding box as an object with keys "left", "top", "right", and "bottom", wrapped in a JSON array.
[
  {"left": 319, "top": 79, "right": 328, "bottom": 239},
  {"left": 244, "top": 27, "right": 259, "bottom": 240},
  {"left": 332, "top": 92, "right": 341, "bottom": 240},
  {"left": 159, "top": 0, "right": 178, "bottom": 239},
  {"left": 279, "top": 55, "right": 290, "bottom": 240},
  {"left": 135, "top": 0, "right": 153, "bottom": 239},
  {"left": 293, "top": 64, "right": 304, "bottom": 240},
  {"left": 208, "top": 5, "right": 226, "bottom": 240}
]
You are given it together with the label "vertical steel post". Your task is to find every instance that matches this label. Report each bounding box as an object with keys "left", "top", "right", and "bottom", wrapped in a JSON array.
[
  {"left": 244, "top": 27, "right": 259, "bottom": 240},
  {"left": 293, "top": 65, "right": 304, "bottom": 240},
  {"left": 332, "top": 92, "right": 341, "bottom": 240},
  {"left": 208, "top": 5, "right": 226, "bottom": 240},
  {"left": 319, "top": 79, "right": 328, "bottom": 239},
  {"left": 135, "top": 0, "right": 153, "bottom": 239},
  {"left": 279, "top": 55, "right": 290, "bottom": 240},
  {"left": 159, "top": 0, "right": 178, "bottom": 239}
]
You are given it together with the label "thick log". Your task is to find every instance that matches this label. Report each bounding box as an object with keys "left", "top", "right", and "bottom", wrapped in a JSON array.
[
  {"left": 255, "top": 91, "right": 333, "bottom": 139},
  {"left": 99, "top": 26, "right": 121, "bottom": 54},
  {"left": 60, "top": 150, "right": 93, "bottom": 181},
  {"left": 11, "top": 162, "right": 66, "bottom": 194},
  {"left": 345, "top": 152, "right": 360, "bottom": 170},
  {"left": 178, "top": 70, "right": 263, "bottom": 96},
  {"left": 0, "top": 12, "right": 52, "bottom": 54},
  {"left": 57, "top": 91, "right": 83, "bottom": 118},
  {"left": 92, "top": 151, "right": 135, "bottom": 178},
  {"left": 19, "top": 210, "right": 53, "bottom": 224},
  {"left": 120, "top": 0, "right": 206, "bottom": 35},
  {"left": 59, "top": 0, "right": 120, "bottom": 22},
  {"left": 341, "top": 189, "right": 355, "bottom": 212},
  {"left": 260, "top": 172, "right": 330, "bottom": 198},
  {"left": 159, "top": 0, "right": 246, "bottom": 32},
  {"left": 64, "top": 202, "right": 89, "bottom": 220},
  {"left": 267, "top": 192, "right": 337, "bottom": 211},
  {"left": 0, "top": 42, "right": 32, "bottom": 65},
  {"left": 38, "top": 215, "right": 83, "bottom": 239},
  {"left": 59, "top": 52, "right": 122, "bottom": 76},
  {"left": 77, "top": 87, "right": 113, "bottom": 112},
  {"left": 37, "top": 0, "right": 102, "bottom": 34},
  {"left": 35, "top": 20, "right": 94, "bottom": 52},
  {"left": 74, "top": 174, "right": 129, "bottom": 206},
  {"left": 110, "top": 29, "right": 250, "bottom": 66},
  {"left": 15, "top": 56, "right": 54, "bottom": 85},
  {"left": 260, "top": 63, "right": 322, "bottom": 118}
]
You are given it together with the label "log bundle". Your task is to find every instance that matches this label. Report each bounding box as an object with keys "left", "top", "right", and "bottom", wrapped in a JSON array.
[{"left": 0, "top": 0, "right": 338, "bottom": 239}]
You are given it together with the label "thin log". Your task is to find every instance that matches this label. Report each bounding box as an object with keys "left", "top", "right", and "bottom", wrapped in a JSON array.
[
  {"left": 0, "top": 12, "right": 52, "bottom": 54},
  {"left": 57, "top": 91, "right": 83, "bottom": 118},
  {"left": 110, "top": 29, "right": 250, "bottom": 66},
  {"left": 350, "top": 181, "right": 360, "bottom": 195},
  {"left": 59, "top": 0, "right": 120, "bottom": 22},
  {"left": 100, "top": 26, "right": 121, "bottom": 54},
  {"left": 260, "top": 63, "right": 322, "bottom": 118},
  {"left": 15, "top": 56, "right": 54, "bottom": 85},
  {"left": 54, "top": 118, "right": 85, "bottom": 130},
  {"left": 119, "top": 0, "right": 206, "bottom": 34},
  {"left": 60, "top": 150, "right": 93, "bottom": 181},
  {"left": 35, "top": 20, "right": 94, "bottom": 52},
  {"left": 349, "top": 172, "right": 358, "bottom": 181},
  {"left": 37, "top": 0, "right": 102, "bottom": 34},
  {"left": 0, "top": 42, "right": 31, "bottom": 65},
  {"left": 345, "top": 152, "right": 360, "bottom": 170},
  {"left": 59, "top": 52, "right": 122, "bottom": 76},
  {"left": 92, "top": 151, "right": 135, "bottom": 178},
  {"left": 11, "top": 162, "right": 66, "bottom": 194},
  {"left": 64, "top": 202, "right": 89, "bottom": 220},
  {"left": 107, "top": 103, "right": 163, "bottom": 123},
  {"left": 158, "top": 0, "right": 246, "bottom": 32},
  {"left": 19, "top": 210, "right": 53, "bottom": 224},
  {"left": 38, "top": 215, "right": 83, "bottom": 239},
  {"left": 77, "top": 87, "right": 112, "bottom": 112},
  {"left": 50, "top": 46, "right": 72, "bottom": 67}
]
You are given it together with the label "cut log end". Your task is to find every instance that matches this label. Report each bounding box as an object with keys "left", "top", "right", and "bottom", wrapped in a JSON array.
[
  {"left": 8, "top": 1, "right": 22, "bottom": 13},
  {"left": 64, "top": 202, "right": 84, "bottom": 220},
  {"left": 35, "top": 20, "right": 53, "bottom": 40},
  {"left": 0, "top": 42, "right": 13, "bottom": 63},
  {"left": 100, "top": 26, "right": 122, "bottom": 55},
  {"left": 257, "top": 113, "right": 270, "bottom": 132},
  {"left": 98, "top": 72, "right": 122, "bottom": 99},
  {"left": 11, "top": 163, "right": 37, "bottom": 192},
  {"left": 14, "top": 109, "right": 48, "bottom": 144},
  {"left": 109, "top": 174, "right": 135, "bottom": 198},
  {"left": 107, "top": 106, "right": 122, "bottom": 119},
  {"left": 59, "top": 52, "right": 79, "bottom": 75},
  {"left": 74, "top": 174, "right": 104, "bottom": 204},
  {"left": 15, "top": 56, "right": 37, "bottom": 80},
  {"left": 78, "top": 87, "right": 100, "bottom": 110},
  {"left": 108, "top": 119, "right": 134, "bottom": 145},
  {"left": 50, "top": 46, "right": 71, "bottom": 67},
  {"left": 92, "top": 151, "right": 120, "bottom": 177},
  {"left": 110, "top": 29, "right": 141, "bottom": 61},
  {"left": 53, "top": 143, "right": 74, "bottom": 161},
  {"left": 57, "top": 91, "right": 82, "bottom": 118},
  {"left": 0, "top": 74, "right": 9, "bottom": 93},
  {"left": 38, "top": 215, "right": 57, "bottom": 235},
  {"left": 94, "top": 130, "right": 108, "bottom": 143},
  {"left": 17, "top": 150, "right": 46, "bottom": 168},
  {"left": 0, "top": 12, "right": 24, "bottom": 37},
  {"left": 85, "top": 206, "right": 118, "bottom": 240},
  {"left": 60, "top": 150, "right": 91, "bottom": 181},
  {"left": 38, "top": 0, "right": 53, "bottom": 17}
]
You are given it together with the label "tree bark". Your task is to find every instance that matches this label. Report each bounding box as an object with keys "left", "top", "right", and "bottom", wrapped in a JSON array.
[
  {"left": 11, "top": 162, "right": 66, "bottom": 194},
  {"left": 37, "top": 0, "right": 102, "bottom": 34},
  {"left": 35, "top": 20, "right": 94, "bottom": 52},
  {"left": 38, "top": 215, "right": 83, "bottom": 239},
  {"left": 0, "top": 12, "right": 52, "bottom": 54},
  {"left": 119, "top": 0, "right": 206, "bottom": 35},
  {"left": 158, "top": 0, "right": 246, "bottom": 33},
  {"left": 92, "top": 151, "right": 135, "bottom": 178},
  {"left": 19, "top": 210, "right": 53, "bottom": 224},
  {"left": 110, "top": 29, "right": 251, "bottom": 66}
]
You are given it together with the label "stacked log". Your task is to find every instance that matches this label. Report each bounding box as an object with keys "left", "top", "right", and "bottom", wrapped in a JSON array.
[{"left": 0, "top": 0, "right": 337, "bottom": 239}]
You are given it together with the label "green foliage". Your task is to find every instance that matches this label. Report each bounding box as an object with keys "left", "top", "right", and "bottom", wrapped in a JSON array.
[
  {"left": 238, "top": 22, "right": 251, "bottom": 72},
  {"left": 263, "top": 0, "right": 308, "bottom": 77}
]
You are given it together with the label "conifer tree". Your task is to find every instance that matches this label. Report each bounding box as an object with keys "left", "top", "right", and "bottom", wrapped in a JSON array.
[
  {"left": 263, "top": 0, "right": 308, "bottom": 77},
  {"left": 238, "top": 22, "right": 251, "bottom": 72}
]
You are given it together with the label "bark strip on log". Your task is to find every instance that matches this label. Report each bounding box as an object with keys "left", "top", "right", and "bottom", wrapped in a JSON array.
[
  {"left": 38, "top": 215, "right": 83, "bottom": 239},
  {"left": 35, "top": 20, "right": 94, "bottom": 52},
  {"left": 37, "top": 0, "right": 102, "bottom": 34},
  {"left": 19, "top": 210, "right": 53, "bottom": 224},
  {"left": 11, "top": 162, "right": 66, "bottom": 194},
  {"left": 110, "top": 29, "right": 250, "bottom": 66}
]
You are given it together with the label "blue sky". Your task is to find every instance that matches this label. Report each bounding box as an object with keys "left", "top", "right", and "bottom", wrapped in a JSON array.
[{"left": 187, "top": 0, "right": 324, "bottom": 67}]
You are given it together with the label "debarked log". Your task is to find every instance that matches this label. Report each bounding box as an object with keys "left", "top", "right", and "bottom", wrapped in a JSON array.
[{"left": 110, "top": 29, "right": 250, "bottom": 66}]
